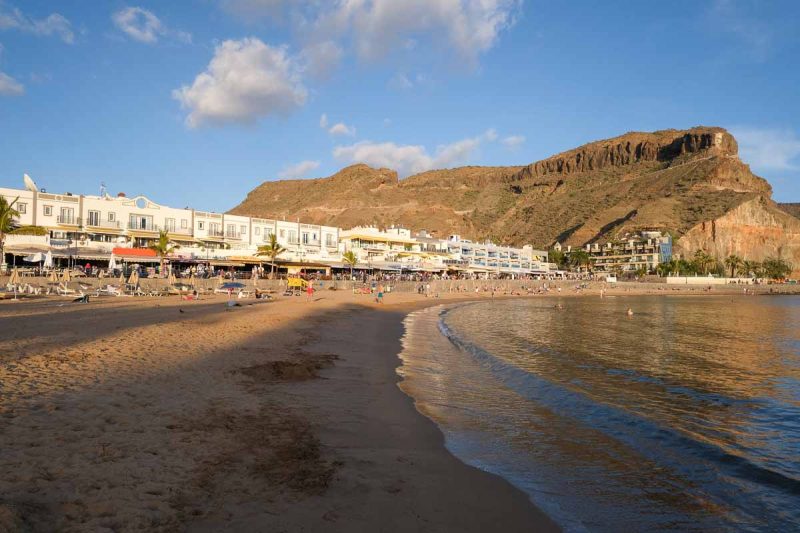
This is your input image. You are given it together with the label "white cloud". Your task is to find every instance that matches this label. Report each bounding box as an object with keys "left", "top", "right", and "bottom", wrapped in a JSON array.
[
  {"left": 328, "top": 122, "right": 356, "bottom": 136},
  {"left": 279, "top": 160, "right": 320, "bottom": 179},
  {"left": 388, "top": 72, "right": 413, "bottom": 90},
  {"left": 220, "top": 0, "right": 520, "bottom": 70},
  {"left": 0, "top": 71, "right": 23, "bottom": 96},
  {"left": 333, "top": 129, "right": 496, "bottom": 177},
  {"left": 172, "top": 37, "right": 307, "bottom": 128},
  {"left": 319, "top": 113, "right": 328, "bottom": 128},
  {"left": 300, "top": 40, "right": 343, "bottom": 80},
  {"left": 502, "top": 134, "right": 525, "bottom": 149},
  {"left": 0, "top": 4, "right": 74, "bottom": 43},
  {"left": 112, "top": 7, "right": 191, "bottom": 44},
  {"left": 732, "top": 126, "right": 800, "bottom": 171},
  {"left": 320, "top": 0, "right": 521, "bottom": 65}
]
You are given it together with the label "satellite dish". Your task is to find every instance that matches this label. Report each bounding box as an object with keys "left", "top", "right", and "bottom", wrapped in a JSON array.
[{"left": 23, "top": 173, "right": 39, "bottom": 192}]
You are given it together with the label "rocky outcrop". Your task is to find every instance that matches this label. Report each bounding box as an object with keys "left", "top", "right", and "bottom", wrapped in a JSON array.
[
  {"left": 676, "top": 197, "right": 800, "bottom": 275},
  {"left": 514, "top": 127, "right": 739, "bottom": 180}
]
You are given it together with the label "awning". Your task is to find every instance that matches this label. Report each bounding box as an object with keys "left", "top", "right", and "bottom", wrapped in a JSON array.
[{"left": 343, "top": 233, "right": 417, "bottom": 244}]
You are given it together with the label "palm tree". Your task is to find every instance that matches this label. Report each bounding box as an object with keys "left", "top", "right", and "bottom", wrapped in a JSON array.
[
  {"left": 342, "top": 250, "right": 358, "bottom": 282},
  {"left": 568, "top": 249, "right": 592, "bottom": 272},
  {"left": 0, "top": 196, "right": 20, "bottom": 272},
  {"left": 255, "top": 233, "right": 286, "bottom": 279},
  {"left": 724, "top": 254, "right": 743, "bottom": 278},
  {"left": 692, "top": 249, "right": 715, "bottom": 275},
  {"left": 148, "top": 229, "right": 180, "bottom": 277}
]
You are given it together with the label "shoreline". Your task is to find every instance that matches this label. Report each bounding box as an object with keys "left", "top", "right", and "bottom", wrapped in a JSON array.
[{"left": 2, "top": 288, "right": 797, "bottom": 530}]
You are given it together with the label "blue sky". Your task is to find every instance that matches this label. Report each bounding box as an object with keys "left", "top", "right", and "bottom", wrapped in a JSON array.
[{"left": 1, "top": 0, "right": 798, "bottom": 211}]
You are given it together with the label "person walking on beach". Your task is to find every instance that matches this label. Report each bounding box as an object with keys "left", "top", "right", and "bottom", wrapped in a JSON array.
[{"left": 376, "top": 284, "right": 384, "bottom": 304}]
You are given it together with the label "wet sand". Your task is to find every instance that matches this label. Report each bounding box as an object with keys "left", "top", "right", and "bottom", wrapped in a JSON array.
[{"left": 0, "top": 289, "right": 558, "bottom": 532}]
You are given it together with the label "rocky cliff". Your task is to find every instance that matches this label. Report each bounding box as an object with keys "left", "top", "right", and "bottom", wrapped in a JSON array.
[{"left": 231, "top": 126, "right": 798, "bottom": 272}]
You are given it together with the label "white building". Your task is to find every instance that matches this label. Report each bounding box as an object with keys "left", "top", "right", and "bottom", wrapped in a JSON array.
[
  {"left": 2, "top": 177, "right": 546, "bottom": 277},
  {"left": 1, "top": 180, "right": 339, "bottom": 271}
]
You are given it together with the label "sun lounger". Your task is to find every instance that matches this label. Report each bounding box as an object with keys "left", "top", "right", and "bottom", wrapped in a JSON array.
[{"left": 56, "top": 283, "right": 77, "bottom": 296}]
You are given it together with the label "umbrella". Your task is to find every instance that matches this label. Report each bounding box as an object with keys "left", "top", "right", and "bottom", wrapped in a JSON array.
[
  {"left": 43, "top": 250, "right": 53, "bottom": 269},
  {"left": 168, "top": 272, "right": 176, "bottom": 285},
  {"left": 220, "top": 282, "right": 245, "bottom": 289},
  {"left": 189, "top": 273, "right": 196, "bottom": 288},
  {"left": 23, "top": 252, "right": 44, "bottom": 263},
  {"left": 61, "top": 269, "right": 71, "bottom": 283},
  {"left": 48, "top": 270, "right": 58, "bottom": 283},
  {"left": 8, "top": 267, "right": 20, "bottom": 285},
  {"left": 128, "top": 269, "right": 139, "bottom": 286},
  {"left": 119, "top": 270, "right": 125, "bottom": 283},
  {"left": 109, "top": 254, "right": 117, "bottom": 270}
]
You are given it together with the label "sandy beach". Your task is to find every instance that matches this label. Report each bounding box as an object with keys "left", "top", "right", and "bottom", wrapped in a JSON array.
[
  {"left": 2, "top": 282, "right": 797, "bottom": 531},
  {"left": 0, "top": 287, "right": 562, "bottom": 532}
]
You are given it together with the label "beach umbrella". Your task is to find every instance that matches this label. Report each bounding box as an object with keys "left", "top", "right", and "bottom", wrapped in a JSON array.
[
  {"left": 23, "top": 252, "right": 44, "bottom": 263},
  {"left": 108, "top": 254, "right": 117, "bottom": 270},
  {"left": 61, "top": 269, "right": 71, "bottom": 283},
  {"left": 9, "top": 267, "right": 20, "bottom": 285},
  {"left": 43, "top": 250, "right": 53, "bottom": 269},
  {"left": 119, "top": 270, "right": 125, "bottom": 283},
  {"left": 189, "top": 273, "right": 196, "bottom": 288},
  {"left": 48, "top": 270, "right": 58, "bottom": 283},
  {"left": 128, "top": 269, "right": 139, "bottom": 286},
  {"left": 168, "top": 272, "right": 176, "bottom": 285}
]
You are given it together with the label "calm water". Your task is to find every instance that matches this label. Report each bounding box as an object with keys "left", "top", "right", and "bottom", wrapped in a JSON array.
[{"left": 398, "top": 296, "right": 800, "bottom": 531}]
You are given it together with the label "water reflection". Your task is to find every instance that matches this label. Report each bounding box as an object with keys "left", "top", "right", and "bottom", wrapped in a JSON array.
[{"left": 398, "top": 296, "right": 800, "bottom": 532}]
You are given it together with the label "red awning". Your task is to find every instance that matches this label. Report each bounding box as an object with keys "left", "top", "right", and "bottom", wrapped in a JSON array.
[{"left": 112, "top": 247, "right": 157, "bottom": 258}]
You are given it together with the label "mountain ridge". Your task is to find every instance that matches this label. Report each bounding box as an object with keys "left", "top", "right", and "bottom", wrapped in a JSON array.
[{"left": 230, "top": 126, "right": 798, "bottom": 271}]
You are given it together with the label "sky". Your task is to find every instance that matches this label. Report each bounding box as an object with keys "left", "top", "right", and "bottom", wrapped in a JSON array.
[{"left": 0, "top": 0, "right": 799, "bottom": 212}]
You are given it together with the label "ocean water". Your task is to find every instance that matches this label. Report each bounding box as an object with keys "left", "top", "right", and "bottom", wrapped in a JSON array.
[{"left": 398, "top": 296, "right": 800, "bottom": 532}]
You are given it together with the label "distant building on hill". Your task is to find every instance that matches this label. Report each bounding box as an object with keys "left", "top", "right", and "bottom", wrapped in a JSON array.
[{"left": 555, "top": 231, "right": 672, "bottom": 273}]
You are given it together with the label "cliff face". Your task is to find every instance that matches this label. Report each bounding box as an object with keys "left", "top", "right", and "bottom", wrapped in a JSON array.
[
  {"left": 231, "top": 126, "right": 796, "bottom": 270},
  {"left": 676, "top": 197, "right": 800, "bottom": 275}
]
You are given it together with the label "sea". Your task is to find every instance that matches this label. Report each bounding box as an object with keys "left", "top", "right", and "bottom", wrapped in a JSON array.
[{"left": 397, "top": 295, "right": 800, "bottom": 532}]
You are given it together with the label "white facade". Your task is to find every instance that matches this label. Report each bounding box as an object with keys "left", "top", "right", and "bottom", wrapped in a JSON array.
[{"left": 2, "top": 180, "right": 546, "bottom": 276}]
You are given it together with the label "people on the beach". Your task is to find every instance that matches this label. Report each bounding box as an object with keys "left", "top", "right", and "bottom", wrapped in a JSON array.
[{"left": 626, "top": 308, "right": 634, "bottom": 316}]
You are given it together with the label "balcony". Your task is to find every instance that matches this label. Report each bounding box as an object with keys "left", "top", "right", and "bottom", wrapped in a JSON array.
[
  {"left": 225, "top": 232, "right": 242, "bottom": 240},
  {"left": 167, "top": 227, "right": 193, "bottom": 235},
  {"left": 85, "top": 219, "right": 120, "bottom": 229},
  {"left": 207, "top": 229, "right": 224, "bottom": 238},
  {"left": 127, "top": 222, "right": 160, "bottom": 232},
  {"left": 57, "top": 215, "right": 81, "bottom": 226}
]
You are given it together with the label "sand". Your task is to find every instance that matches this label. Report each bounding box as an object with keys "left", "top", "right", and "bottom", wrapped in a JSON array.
[
  {"left": 2, "top": 282, "right": 793, "bottom": 531},
  {"left": 0, "top": 288, "right": 562, "bottom": 532}
]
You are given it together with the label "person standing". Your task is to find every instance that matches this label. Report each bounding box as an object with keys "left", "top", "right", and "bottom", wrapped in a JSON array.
[{"left": 306, "top": 279, "right": 314, "bottom": 301}]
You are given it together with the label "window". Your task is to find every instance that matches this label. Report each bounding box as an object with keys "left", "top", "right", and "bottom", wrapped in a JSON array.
[
  {"left": 279, "top": 229, "right": 285, "bottom": 238},
  {"left": 17, "top": 202, "right": 27, "bottom": 214},
  {"left": 302, "top": 232, "right": 309, "bottom": 244},
  {"left": 326, "top": 234, "right": 334, "bottom": 246},
  {"left": 198, "top": 221, "right": 205, "bottom": 230},
  {"left": 165, "top": 218, "right": 176, "bottom": 231},
  {"left": 181, "top": 219, "right": 188, "bottom": 229},
  {"left": 288, "top": 230, "right": 297, "bottom": 243},
  {"left": 254, "top": 227, "right": 261, "bottom": 235},
  {"left": 240, "top": 225, "right": 247, "bottom": 234},
  {"left": 107, "top": 212, "right": 116, "bottom": 222},
  {"left": 43, "top": 205, "right": 53, "bottom": 216},
  {"left": 87, "top": 210, "right": 100, "bottom": 226}
]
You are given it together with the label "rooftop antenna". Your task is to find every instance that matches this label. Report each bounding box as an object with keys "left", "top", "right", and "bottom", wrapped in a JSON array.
[
  {"left": 23, "top": 173, "right": 39, "bottom": 192},
  {"left": 100, "top": 181, "right": 107, "bottom": 198}
]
